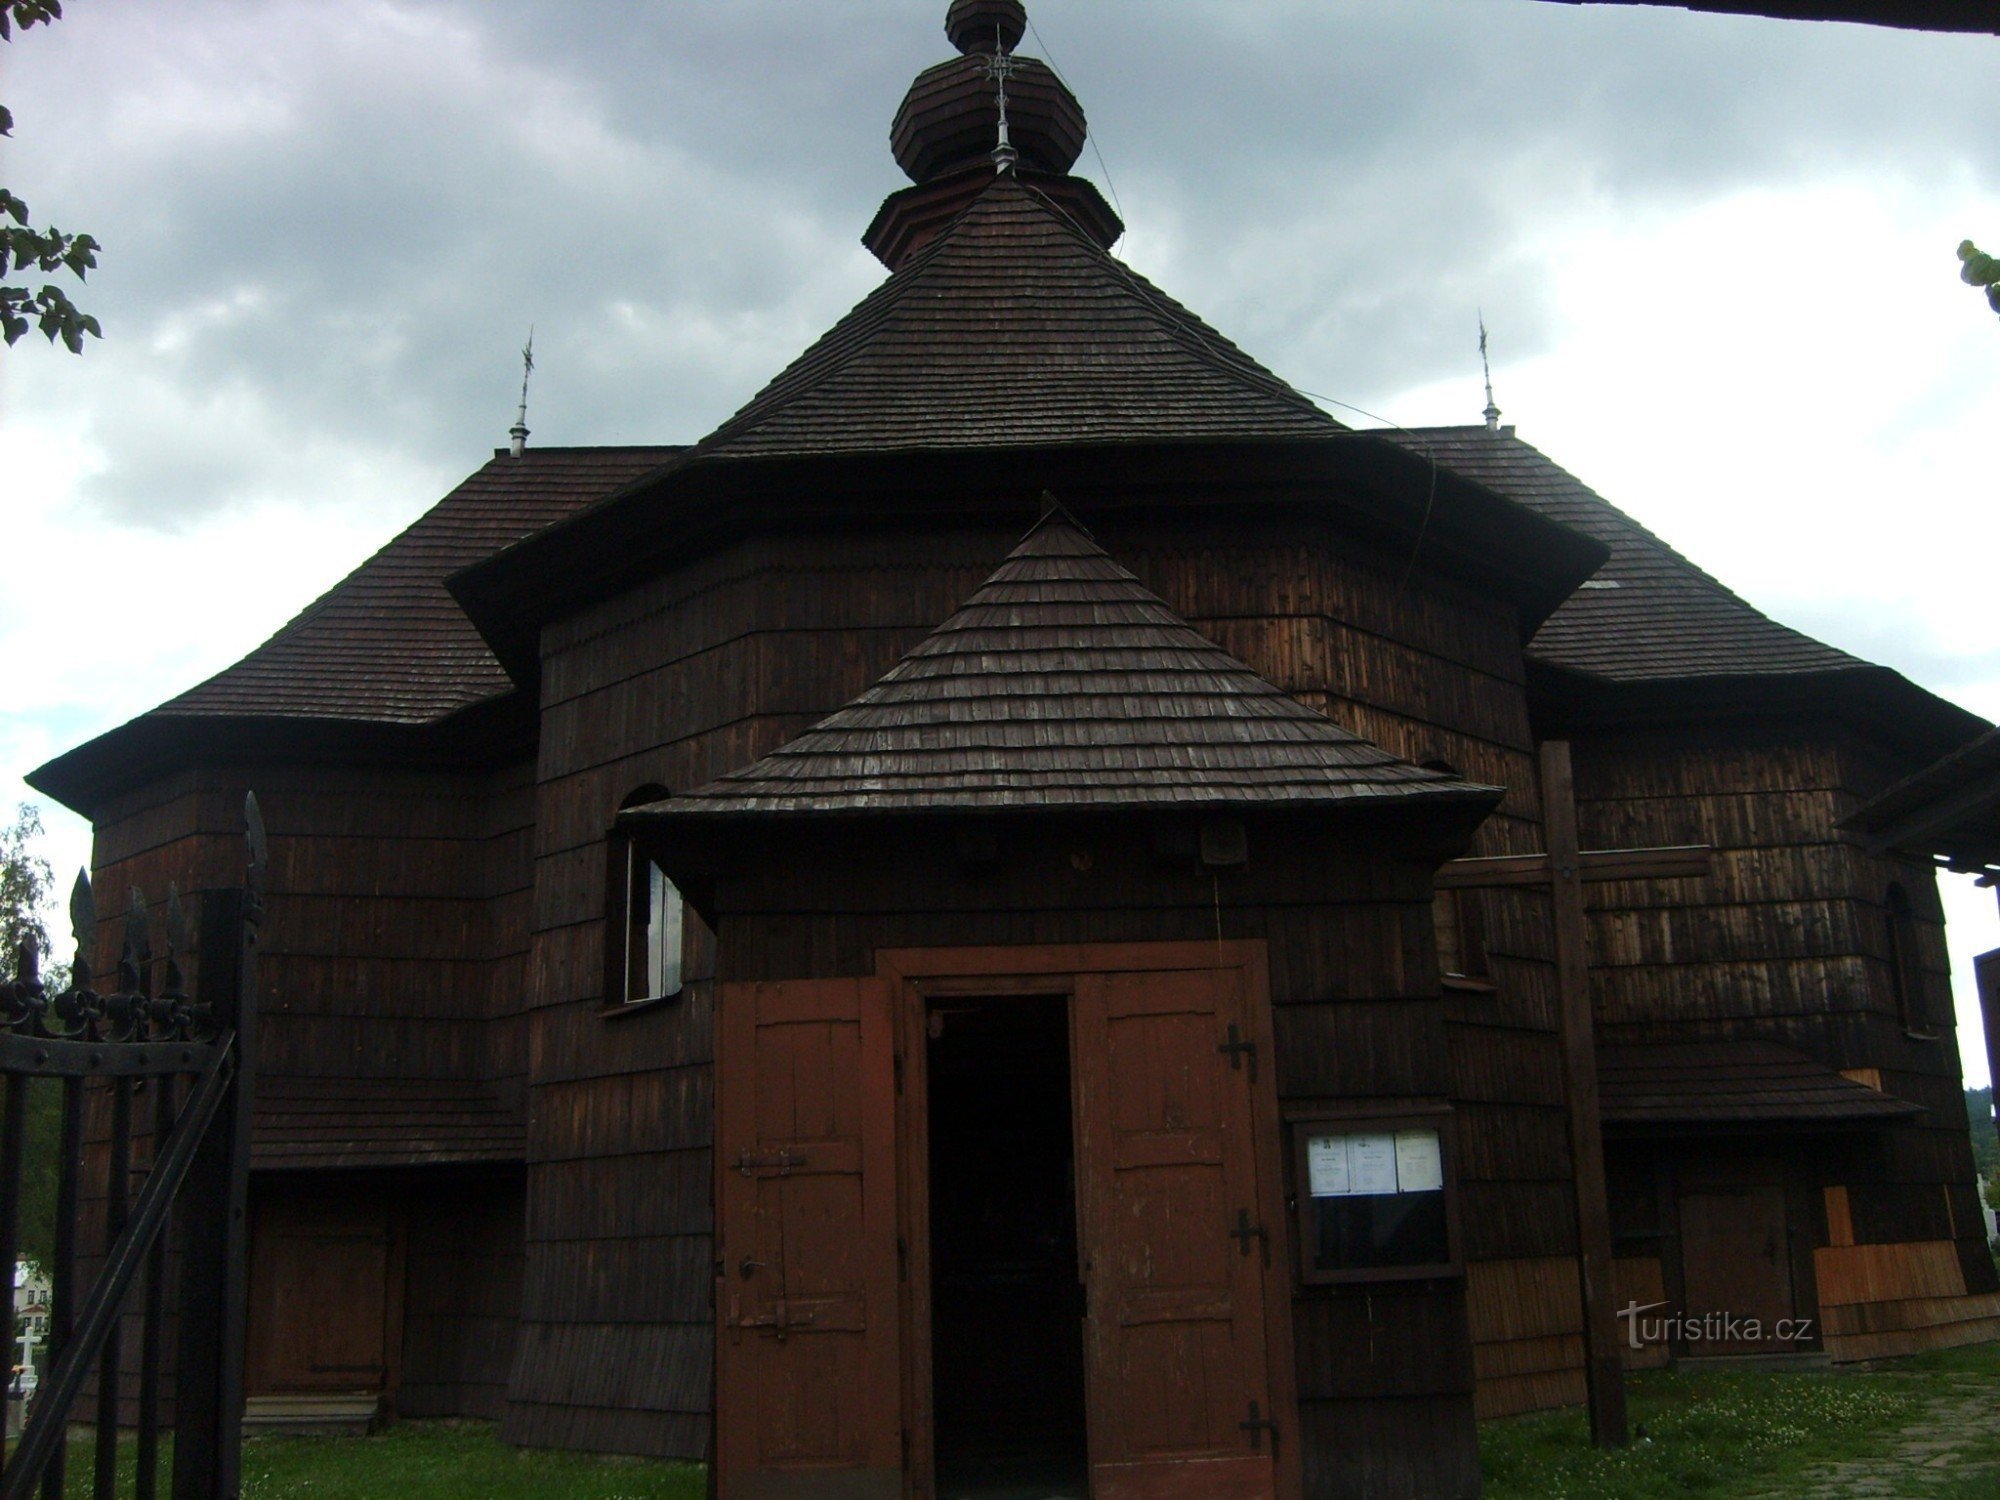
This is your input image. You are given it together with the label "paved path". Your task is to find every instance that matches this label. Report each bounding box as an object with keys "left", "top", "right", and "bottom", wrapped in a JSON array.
[{"left": 1749, "top": 1372, "right": 2000, "bottom": 1499}]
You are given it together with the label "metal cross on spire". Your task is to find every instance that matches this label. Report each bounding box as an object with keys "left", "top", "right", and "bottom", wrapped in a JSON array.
[
  {"left": 1479, "top": 312, "right": 1502, "bottom": 432},
  {"left": 986, "top": 28, "right": 1020, "bottom": 175},
  {"left": 510, "top": 328, "right": 534, "bottom": 458}
]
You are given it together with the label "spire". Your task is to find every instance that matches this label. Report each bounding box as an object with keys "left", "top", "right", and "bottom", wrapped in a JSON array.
[
  {"left": 987, "top": 42, "right": 1019, "bottom": 175},
  {"left": 868, "top": 1, "right": 1120, "bottom": 270},
  {"left": 509, "top": 329, "right": 534, "bottom": 458},
  {"left": 1479, "top": 313, "right": 1502, "bottom": 433}
]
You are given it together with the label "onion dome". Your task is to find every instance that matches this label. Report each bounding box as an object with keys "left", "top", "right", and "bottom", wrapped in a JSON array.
[
  {"left": 945, "top": 0, "right": 1026, "bottom": 55},
  {"left": 866, "top": 1, "right": 1120, "bottom": 270}
]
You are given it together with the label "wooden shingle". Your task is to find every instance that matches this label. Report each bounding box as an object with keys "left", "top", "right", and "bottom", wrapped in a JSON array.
[
  {"left": 1597, "top": 1040, "right": 1925, "bottom": 1128},
  {"left": 630, "top": 509, "right": 1500, "bottom": 820},
  {"left": 695, "top": 177, "right": 1341, "bottom": 460}
]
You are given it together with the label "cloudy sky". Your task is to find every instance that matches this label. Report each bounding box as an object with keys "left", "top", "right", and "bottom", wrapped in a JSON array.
[{"left": 4, "top": 1, "right": 1997, "bottom": 1075}]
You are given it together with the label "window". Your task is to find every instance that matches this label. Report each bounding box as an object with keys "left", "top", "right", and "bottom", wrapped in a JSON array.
[
  {"left": 1290, "top": 1109, "right": 1461, "bottom": 1284},
  {"left": 606, "top": 786, "right": 714, "bottom": 1007},
  {"left": 623, "top": 848, "right": 686, "bottom": 1001},
  {"left": 1433, "top": 888, "right": 1491, "bottom": 990},
  {"left": 1885, "top": 883, "right": 1933, "bottom": 1036}
]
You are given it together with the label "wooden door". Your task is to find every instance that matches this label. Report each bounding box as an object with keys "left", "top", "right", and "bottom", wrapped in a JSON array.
[
  {"left": 715, "top": 977, "right": 902, "bottom": 1499},
  {"left": 1679, "top": 1179, "right": 1796, "bottom": 1355},
  {"left": 1072, "top": 968, "right": 1277, "bottom": 1500},
  {"left": 245, "top": 1196, "right": 401, "bottom": 1397}
]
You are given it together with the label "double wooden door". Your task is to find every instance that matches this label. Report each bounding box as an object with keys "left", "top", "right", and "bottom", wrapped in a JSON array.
[{"left": 714, "top": 950, "right": 1288, "bottom": 1500}]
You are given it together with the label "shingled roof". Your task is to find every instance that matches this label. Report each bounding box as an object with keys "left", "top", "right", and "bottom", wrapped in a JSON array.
[
  {"left": 1384, "top": 427, "right": 1866, "bottom": 685},
  {"left": 1598, "top": 1040, "right": 1925, "bottom": 1130},
  {"left": 159, "top": 447, "right": 678, "bottom": 724},
  {"left": 1843, "top": 721, "right": 2000, "bottom": 872},
  {"left": 692, "top": 176, "right": 1341, "bottom": 460},
  {"left": 630, "top": 508, "right": 1499, "bottom": 820}
]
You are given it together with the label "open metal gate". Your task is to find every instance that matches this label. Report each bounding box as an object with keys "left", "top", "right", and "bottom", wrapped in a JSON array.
[{"left": 1, "top": 795, "right": 263, "bottom": 1500}]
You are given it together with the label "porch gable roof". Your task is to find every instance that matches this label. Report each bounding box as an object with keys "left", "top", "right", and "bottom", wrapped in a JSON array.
[{"left": 627, "top": 507, "right": 1501, "bottom": 821}]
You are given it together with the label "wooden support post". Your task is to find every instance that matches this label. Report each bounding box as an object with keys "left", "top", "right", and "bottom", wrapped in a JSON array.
[
  {"left": 1978, "top": 951, "right": 2000, "bottom": 1146},
  {"left": 1541, "top": 739, "right": 1629, "bottom": 1450}
]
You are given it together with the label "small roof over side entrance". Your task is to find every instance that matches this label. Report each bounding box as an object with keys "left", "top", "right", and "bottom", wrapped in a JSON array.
[{"left": 626, "top": 507, "right": 1502, "bottom": 822}]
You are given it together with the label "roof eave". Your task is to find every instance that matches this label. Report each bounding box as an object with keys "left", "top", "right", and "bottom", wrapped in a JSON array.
[
  {"left": 26, "top": 692, "right": 535, "bottom": 819},
  {"left": 1527, "top": 658, "right": 1989, "bottom": 767},
  {"left": 449, "top": 436, "right": 1610, "bottom": 681}
]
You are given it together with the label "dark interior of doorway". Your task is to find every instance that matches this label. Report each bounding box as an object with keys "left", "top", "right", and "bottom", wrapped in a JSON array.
[{"left": 928, "top": 995, "right": 1089, "bottom": 1500}]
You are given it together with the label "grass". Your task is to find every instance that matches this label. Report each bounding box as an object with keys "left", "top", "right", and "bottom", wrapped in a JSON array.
[
  {"left": 15, "top": 1343, "right": 1999, "bottom": 1499},
  {"left": 26, "top": 1420, "right": 704, "bottom": 1500},
  {"left": 1480, "top": 1341, "right": 2000, "bottom": 1500}
]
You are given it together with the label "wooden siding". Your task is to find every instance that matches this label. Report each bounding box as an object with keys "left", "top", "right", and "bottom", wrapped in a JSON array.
[
  {"left": 511, "top": 508, "right": 1568, "bottom": 1479},
  {"left": 400, "top": 1172, "right": 526, "bottom": 1420},
  {"left": 1570, "top": 721, "right": 1998, "bottom": 1354}
]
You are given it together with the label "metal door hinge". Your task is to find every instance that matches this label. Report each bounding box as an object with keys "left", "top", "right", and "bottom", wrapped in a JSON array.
[
  {"left": 1218, "top": 1022, "right": 1257, "bottom": 1079},
  {"left": 1240, "top": 1399, "right": 1280, "bottom": 1453},
  {"left": 1230, "top": 1208, "right": 1269, "bottom": 1263},
  {"left": 735, "top": 1147, "right": 805, "bottom": 1177}
]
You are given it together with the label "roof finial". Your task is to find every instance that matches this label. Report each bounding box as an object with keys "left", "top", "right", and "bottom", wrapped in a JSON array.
[
  {"left": 987, "top": 33, "right": 1019, "bottom": 175},
  {"left": 509, "top": 328, "right": 534, "bottom": 458},
  {"left": 1478, "top": 312, "right": 1502, "bottom": 433}
]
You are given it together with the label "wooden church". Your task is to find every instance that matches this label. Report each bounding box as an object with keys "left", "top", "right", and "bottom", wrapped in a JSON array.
[{"left": 29, "top": 3, "right": 1999, "bottom": 1496}]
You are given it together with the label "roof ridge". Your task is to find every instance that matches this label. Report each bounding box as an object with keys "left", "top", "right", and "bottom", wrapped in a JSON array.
[
  {"left": 690, "top": 190, "right": 984, "bottom": 457},
  {"left": 1384, "top": 425, "right": 1870, "bottom": 682},
  {"left": 1395, "top": 425, "right": 1843, "bottom": 634},
  {"left": 689, "top": 177, "right": 1342, "bottom": 462},
  {"left": 1003, "top": 177, "right": 1337, "bottom": 429}
]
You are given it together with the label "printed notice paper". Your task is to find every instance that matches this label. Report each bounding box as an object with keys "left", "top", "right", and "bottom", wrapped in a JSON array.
[
  {"left": 1394, "top": 1129, "right": 1444, "bottom": 1193},
  {"left": 1347, "top": 1133, "right": 1398, "bottom": 1195},
  {"left": 1306, "top": 1136, "right": 1351, "bottom": 1197}
]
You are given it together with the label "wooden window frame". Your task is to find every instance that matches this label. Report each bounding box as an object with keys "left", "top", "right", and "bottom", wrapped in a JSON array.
[
  {"left": 1286, "top": 1104, "right": 1463, "bottom": 1286},
  {"left": 1885, "top": 883, "right": 1937, "bottom": 1040},
  {"left": 602, "top": 788, "right": 713, "bottom": 1014},
  {"left": 1434, "top": 887, "right": 1495, "bottom": 994}
]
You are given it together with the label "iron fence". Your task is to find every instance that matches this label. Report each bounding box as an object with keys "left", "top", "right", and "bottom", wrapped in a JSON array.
[{"left": 0, "top": 795, "right": 262, "bottom": 1500}]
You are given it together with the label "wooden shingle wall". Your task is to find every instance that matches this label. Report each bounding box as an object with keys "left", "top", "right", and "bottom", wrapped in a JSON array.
[
  {"left": 401, "top": 1172, "right": 527, "bottom": 1420},
  {"left": 1571, "top": 721, "right": 1998, "bottom": 1354},
  {"left": 77, "top": 754, "right": 538, "bottom": 1420},
  {"left": 712, "top": 816, "right": 1482, "bottom": 1500},
  {"left": 512, "top": 503, "right": 1574, "bottom": 1474}
]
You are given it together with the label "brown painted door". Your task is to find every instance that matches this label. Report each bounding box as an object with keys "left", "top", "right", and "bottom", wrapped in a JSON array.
[
  {"left": 1679, "top": 1180, "right": 1795, "bottom": 1355},
  {"left": 716, "top": 977, "right": 902, "bottom": 1498},
  {"left": 245, "top": 1196, "right": 400, "bottom": 1396},
  {"left": 1072, "top": 968, "right": 1277, "bottom": 1500}
]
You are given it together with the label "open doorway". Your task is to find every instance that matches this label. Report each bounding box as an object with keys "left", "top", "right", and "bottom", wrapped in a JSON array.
[{"left": 926, "top": 995, "right": 1089, "bottom": 1499}]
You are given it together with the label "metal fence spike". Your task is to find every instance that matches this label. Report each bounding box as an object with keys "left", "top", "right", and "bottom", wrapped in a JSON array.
[
  {"left": 70, "top": 867, "right": 96, "bottom": 950},
  {"left": 166, "top": 883, "right": 189, "bottom": 955},
  {"left": 245, "top": 790, "right": 268, "bottom": 894},
  {"left": 126, "top": 884, "right": 152, "bottom": 968}
]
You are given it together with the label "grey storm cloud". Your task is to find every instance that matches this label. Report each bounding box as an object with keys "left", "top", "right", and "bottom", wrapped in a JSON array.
[{"left": 5, "top": 0, "right": 1998, "bottom": 529}]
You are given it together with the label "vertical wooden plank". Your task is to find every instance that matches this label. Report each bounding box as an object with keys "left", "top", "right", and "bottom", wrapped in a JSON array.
[
  {"left": 1979, "top": 950, "right": 2000, "bottom": 1141},
  {"left": 713, "top": 977, "right": 901, "bottom": 1498},
  {"left": 1541, "top": 739, "right": 1629, "bottom": 1449},
  {"left": 1071, "top": 968, "right": 1278, "bottom": 1499}
]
